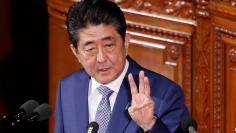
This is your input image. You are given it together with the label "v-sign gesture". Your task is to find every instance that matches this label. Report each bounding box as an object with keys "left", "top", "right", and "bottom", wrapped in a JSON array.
[{"left": 128, "top": 71, "right": 157, "bottom": 132}]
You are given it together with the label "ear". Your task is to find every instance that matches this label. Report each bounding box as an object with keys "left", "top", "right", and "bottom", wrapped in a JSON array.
[
  {"left": 70, "top": 44, "right": 77, "bottom": 56},
  {"left": 70, "top": 44, "right": 81, "bottom": 62},
  {"left": 125, "top": 33, "right": 130, "bottom": 55}
]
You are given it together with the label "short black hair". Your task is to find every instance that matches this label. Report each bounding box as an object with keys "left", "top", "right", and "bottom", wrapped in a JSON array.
[{"left": 66, "top": 0, "right": 127, "bottom": 47}]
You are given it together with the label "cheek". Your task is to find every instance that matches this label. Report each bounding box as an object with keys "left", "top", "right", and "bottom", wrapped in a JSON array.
[
  {"left": 79, "top": 57, "right": 96, "bottom": 71},
  {"left": 110, "top": 50, "right": 126, "bottom": 67}
]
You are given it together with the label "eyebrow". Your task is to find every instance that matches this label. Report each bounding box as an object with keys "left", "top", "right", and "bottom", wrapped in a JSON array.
[
  {"left": 101, "top": 36, "right": 114, "bottom": 41},
  {"left": 83, "top": 41, "right": 94, "bottom": 47},
  {"left": 83, "top": 36, "right": 114, "bottom": 46}
]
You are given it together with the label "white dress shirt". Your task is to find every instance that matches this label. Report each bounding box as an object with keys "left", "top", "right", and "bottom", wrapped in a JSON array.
[{"left": 88, "top": 60, "right": 129, "bottom": 122}]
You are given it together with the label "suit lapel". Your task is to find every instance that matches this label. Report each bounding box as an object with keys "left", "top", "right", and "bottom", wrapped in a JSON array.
[
  {"left": 107, "top": 57, "right": 142, "bottom": 133},
  {"left": 73, "top": 71, "right": 90, "bottom": 132},
  {"left": 106, "top": 76, "right": 132, "bottom": 133}
]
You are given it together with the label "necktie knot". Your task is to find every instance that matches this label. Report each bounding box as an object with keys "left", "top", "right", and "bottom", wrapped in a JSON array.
[{"left": 97, "top": 85, "right": 113, "bottom": 98}]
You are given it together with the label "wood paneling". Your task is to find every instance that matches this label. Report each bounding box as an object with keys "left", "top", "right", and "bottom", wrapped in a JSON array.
[
  {"left": 225, "top": 39, "right": 236, "bottom": 133},
  {"left": 114, "top": 0, "right": 195, "bottom": 19},
  {"left": 212, "top": 21, "right": 236, "bottom": 133}
]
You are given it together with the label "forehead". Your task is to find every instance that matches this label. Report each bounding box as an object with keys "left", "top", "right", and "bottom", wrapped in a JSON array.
[{"left": 78, "top": 24, "right": 121, "bottom": 44}]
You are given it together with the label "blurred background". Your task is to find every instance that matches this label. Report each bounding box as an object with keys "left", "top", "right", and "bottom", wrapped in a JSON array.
[{"left": 0, "top": 0, "right": 49, "bottom": 132}]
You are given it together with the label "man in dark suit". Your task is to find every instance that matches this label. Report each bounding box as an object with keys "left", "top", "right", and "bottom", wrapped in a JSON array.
[{"left": 54, "top": 0, "right": 189, "bottom": 133}]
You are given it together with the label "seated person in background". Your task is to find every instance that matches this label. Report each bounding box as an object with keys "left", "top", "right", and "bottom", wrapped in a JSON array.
[{"left": 54, "top": 0, "right": 189, "bottom": 132}]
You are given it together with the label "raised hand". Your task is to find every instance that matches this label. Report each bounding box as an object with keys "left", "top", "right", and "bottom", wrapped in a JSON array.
[{"left": 128, "top": 70, "right": 156, "bottom": 131}]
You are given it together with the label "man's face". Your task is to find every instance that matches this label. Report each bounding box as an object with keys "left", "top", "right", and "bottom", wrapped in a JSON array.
[{"left": 71, "top": 24, "right": 128, "bottom": 84}]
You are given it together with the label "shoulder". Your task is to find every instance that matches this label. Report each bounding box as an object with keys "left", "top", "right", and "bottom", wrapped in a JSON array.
[
  {"left": 128, "top": 56, "right": 179, "bottom": 88},
  {"left": 56, "top": 69, "right": 90, "bottom": 97},
  {"left": 145, "top": 69, "right": 179, "bottom": 88},
  {"left": 60, "top": 69, "right": 88, "bottom": 82},
  {"left": 144, "top": 69, "right": 182, "bottom": 93},
  {"left": 58, "top": 68, "right": 89, "bottom": 89},
  {"left": 127, "top": 57, "right": 182, "bottom": 96}
]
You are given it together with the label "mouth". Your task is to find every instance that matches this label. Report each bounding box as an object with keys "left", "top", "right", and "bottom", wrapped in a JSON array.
[
  {"left": 97, "top": 67, "right": 110, "bottom": 73},
  {"left": 98, "top": 68, "right": 109, "bottom": 71}
]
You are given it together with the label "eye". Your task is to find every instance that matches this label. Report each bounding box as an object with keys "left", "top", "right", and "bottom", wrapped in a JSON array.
[
  {"left": 86, "top": 48, "right": 95, "bottom": 51},
  {"left": 105, "top": 44, "right": 114, "bottom": 48},
  {"left": 83, "top": 45, "right": 97, "bottom": 55},
  {"left": 84, "top": 44, "right": 95, "bottom": 51}
]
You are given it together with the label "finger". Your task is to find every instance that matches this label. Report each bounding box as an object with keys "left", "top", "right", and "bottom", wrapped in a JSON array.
[
  {"left": 128, "top": 106, "right": 135, "bottom": 113},
  {"left": 139, "top": 70, "right": 145, "bottom": 94},
  {"left": 128, "top": 101, "right": 153, "bottom": 113},
  {"left": 128, "top": 106, "right": 138, "bottom": 119},
  {"left": 128, "top": 73, "right": 138, "bottom": 98},
  {"left": 144, "top": 76, "right": 151, "bottom": 96},
  {"left": 142, "top": 101, "right": 154, "bottom": 112}
]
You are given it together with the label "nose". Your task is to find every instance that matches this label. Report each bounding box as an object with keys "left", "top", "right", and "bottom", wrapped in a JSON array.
[{"left": 96, "top": 47, "right": 107, "bottom": 63}]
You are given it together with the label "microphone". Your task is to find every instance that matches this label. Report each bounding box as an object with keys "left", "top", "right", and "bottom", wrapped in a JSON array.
[
  {"left": 14, "top": 99, "right": 39, "bottom": 120},
  {"left": 181, "top": 116, "right": 197, "bottom": 133},
  {"left": 0, "top": 99, "right": 39, "bottom": 127},
  {"left": 87, "top": 122, "right": 99, "bottom": 133},
  {"left": 10, "top": 103, "right": 51, "bottom": 127},
  {"left": 24, "top": 103, "right": 52, "bottom": 122}
]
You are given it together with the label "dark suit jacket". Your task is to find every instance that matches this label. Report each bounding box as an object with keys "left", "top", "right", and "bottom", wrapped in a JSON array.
[{"left": 54, "top": 57, "right": 189, "bottom": 133}]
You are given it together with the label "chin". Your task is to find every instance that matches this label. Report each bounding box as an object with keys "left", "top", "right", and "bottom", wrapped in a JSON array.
[
  {"left": 99, "top": 79, "right": 111, "bottom": 84},
  {"left": 97, "top": 77, "right": 113, "bottom": 84}
]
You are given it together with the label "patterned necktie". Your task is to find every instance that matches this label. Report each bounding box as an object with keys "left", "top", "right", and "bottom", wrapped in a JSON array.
[{"left": 95, "top": 85, "right": 113, "bottom": 133}]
